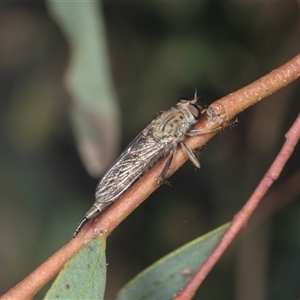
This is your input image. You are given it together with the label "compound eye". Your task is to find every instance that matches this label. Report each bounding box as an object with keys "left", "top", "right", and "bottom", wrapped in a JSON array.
[
  {"left": 177, "top": 97, "right": 189, "bottom": 104},
  {"left": 188, "top": 104, "right": 201, "bottom": 119}
]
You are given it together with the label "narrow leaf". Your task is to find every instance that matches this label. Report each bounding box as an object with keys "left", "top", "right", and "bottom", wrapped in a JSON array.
[
  {"left": 45, "top": 237, "right": 106, "bottom": 300},
  {"left": 117, "top": 223, "right": 229, "bottom": 300}
]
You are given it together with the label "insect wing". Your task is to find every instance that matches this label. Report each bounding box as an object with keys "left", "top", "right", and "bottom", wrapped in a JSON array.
[{"left": 95, "top": 124, "right": 165, "bottom": 204}]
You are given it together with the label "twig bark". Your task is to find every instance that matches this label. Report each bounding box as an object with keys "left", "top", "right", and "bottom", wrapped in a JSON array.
[{"left": 1, "top": 53, "right": 300, "bottom": 300}]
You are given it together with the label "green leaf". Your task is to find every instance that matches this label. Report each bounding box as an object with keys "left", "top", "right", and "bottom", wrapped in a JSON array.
[
  {"left": 117, "top": 223, "right": 229, "bottom": 300},
  {"left": 45, "top": 237, "right": 106, "bottom": 300}
]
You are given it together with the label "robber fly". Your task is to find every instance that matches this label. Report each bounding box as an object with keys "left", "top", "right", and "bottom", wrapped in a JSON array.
[{"left": 73, "top": 92, "right": 214, "bottom": 237}]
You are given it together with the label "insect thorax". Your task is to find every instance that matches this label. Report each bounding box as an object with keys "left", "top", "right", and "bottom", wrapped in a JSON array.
[{"left": 150, "top": 108, "right": 196, "bottom": 142}]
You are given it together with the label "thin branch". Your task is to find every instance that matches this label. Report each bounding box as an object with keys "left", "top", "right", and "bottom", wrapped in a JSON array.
[
  {"left": 174, "top": 113, "right": 300, "bottom": 300},
  {"left": 84, "top": 52, "right": 300, "bottom": 239},
  {"left": 245, "top": 169, "right": 300, "bottom": 233},
  {"left": 1, "top": 53, "right": 300, "bottom": 300}
]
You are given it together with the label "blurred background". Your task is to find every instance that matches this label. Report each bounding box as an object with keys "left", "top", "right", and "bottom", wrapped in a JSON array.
[{"left": 0, "top": 1, "right": 300, "bottom": 299}]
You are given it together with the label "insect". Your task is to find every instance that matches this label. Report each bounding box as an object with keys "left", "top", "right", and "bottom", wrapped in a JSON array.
[{"left": 73, "top": 92, "right": 216, "bottom": 237}]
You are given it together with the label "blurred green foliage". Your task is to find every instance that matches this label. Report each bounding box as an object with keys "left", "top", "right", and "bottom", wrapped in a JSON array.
[{"left": 0, "top": 1, "right": 299, "bottom": 299}]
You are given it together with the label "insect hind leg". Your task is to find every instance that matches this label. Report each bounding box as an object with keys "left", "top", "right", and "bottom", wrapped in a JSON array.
[
  {"left": 158, "top": 150, "right": 175, "bottom": 184},
  {"left": 181, "top": 142, "right": 200, "bottom": 168}
]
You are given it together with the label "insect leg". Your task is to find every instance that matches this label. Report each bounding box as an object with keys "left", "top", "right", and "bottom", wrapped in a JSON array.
[
  {"left": 187, "top": 119, "right": 238, "bottom": 136},
  {"left": 180, "top": 142, "right": 200, "bottom": 168},
  {"left": 158, "top": 150, "right": 175, "bottom": 184},
  {"left": 186, "top": 126, "right": 222, "bottom": 136}
]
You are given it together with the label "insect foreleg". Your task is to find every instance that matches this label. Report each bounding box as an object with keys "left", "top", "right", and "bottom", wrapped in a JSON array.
[
  {"left": 187, "top": 119, "right": 238, "bottom": 137},
  {"left": 180, "top": 142, "right": 200, "bottom": 168},
  {"left": 186, "top": 126, "right": 222, "bottom": 136}
]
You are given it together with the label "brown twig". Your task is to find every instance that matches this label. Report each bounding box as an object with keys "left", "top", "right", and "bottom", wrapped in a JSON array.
[
  {"left": 1, "top": 53, "right": 300, "bottom": 300},
  {"left": 173, "top": 114, "right": 300, "bottom": 300}
]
